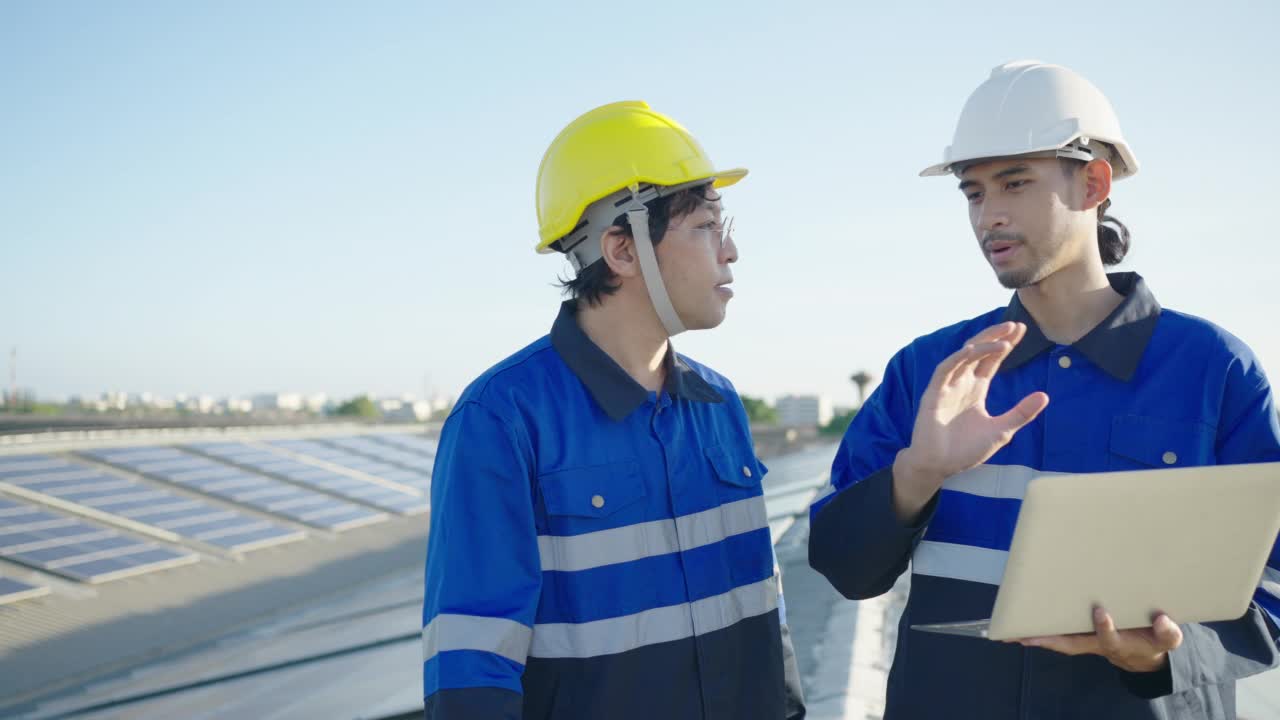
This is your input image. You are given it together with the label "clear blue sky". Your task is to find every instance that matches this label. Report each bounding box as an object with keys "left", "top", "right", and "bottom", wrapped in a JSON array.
[{"left": 3, "top": 1, "right": 1276, "bottom": 407}]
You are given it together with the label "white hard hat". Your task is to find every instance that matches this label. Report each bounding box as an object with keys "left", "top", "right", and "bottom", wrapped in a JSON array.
[{"left": 921, "top": 60, "right": 1139, "bottom": 180}]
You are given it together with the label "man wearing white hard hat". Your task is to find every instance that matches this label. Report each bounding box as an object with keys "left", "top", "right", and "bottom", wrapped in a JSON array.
[{"left": 809, "top": 61, "right": 1280, "bottom": 718}]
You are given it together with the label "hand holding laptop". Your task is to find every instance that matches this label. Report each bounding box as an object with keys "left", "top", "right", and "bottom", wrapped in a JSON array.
[
  {"left": 893, "top": 321, "right": 1280, "bottom": 676},
  {"left": 912, "top": 462, "right": 1280, "bottom": 664},
  {"left": 1012, "top": 605, "right": 1184, "bottom": 673}
]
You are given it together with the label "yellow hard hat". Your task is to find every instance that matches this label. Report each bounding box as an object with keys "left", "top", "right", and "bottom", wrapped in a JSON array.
[{"left": 535, "top": 100, "right": 747, "bottom": 253}]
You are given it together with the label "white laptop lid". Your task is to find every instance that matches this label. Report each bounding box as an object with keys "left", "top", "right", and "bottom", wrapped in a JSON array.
[{"left": 986, "top": 462, "right": 1280, "bottom": 641}]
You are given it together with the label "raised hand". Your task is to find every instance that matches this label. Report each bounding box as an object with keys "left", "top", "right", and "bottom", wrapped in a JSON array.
[{"left": 892, "top": 322, "right": 1050, "bottom": 522}]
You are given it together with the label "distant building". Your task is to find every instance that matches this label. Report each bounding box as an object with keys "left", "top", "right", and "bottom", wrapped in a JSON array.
[
  {"left": 377, "top": 395, "right": 432, "bottom": 422},
  {"left": 381, "top": 400, "right": 432, "bottom": 422},
  {"left": 223, "top": 397, "right": 254, "bottom": 413},
  {"left": 775, "top": 394, "right": 833, "bottom": 428},
  {"left": 252, "top": 393, "right": 304, "bottom": 412},
  {"left": 102, "top": 391, "right": 129, "bottom": 411}
]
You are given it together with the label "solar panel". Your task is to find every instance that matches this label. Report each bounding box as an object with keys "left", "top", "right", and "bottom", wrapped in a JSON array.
[
  {"left": 368, "top": 433, "right": 438, "bottom": 457},
  {"left": 185, "top": 441, "right": 428, "bottom": 516},
  {"left": 0, "top": 497, "right": 198, "bottom": 583},
  {"left": 318, "top": 435, "right": 435, "bottom": 475},
  {"left": 0, "top": 455, "right": 306, "bottom": 553},
  {"left": 0, "top": 576, "right": 50, "bottom": 605},
  {"left": 80, "top": 447, "right": 387, "bottom": 532},
  {"left": 266, "top": 438, "right": 430, "bottom": 492}
]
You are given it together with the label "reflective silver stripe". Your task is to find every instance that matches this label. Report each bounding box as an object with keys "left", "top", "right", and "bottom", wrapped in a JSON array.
[
  {"left": 944, "top": 464, "right": 1063, "bottom": 500},
  {"left": 912, "top": 540, "right": 1007, "bottom": 586},
  {"left": 421, "top": 613, "right": 532, "bottom": 665},
  {"left": 811, "top": 464, "right": 1056, "bottom": 506},
  {"left": 530, "top": 576, "right": 779, "bottom": 659},
  {"left": 1261, "top": 567, "right": 1280, "bottom": 598},
  {"left": 537, "top": 497, "right": 767, "bottom": 572},
  {"left": 538, "top": 518, "right": 677, "bottom": 573},
  {"left": 691, "top": 575, "right": 778, "bottom": 635},
  {"left": 678, "top": 497, "right": 767, "bottom": 553}
]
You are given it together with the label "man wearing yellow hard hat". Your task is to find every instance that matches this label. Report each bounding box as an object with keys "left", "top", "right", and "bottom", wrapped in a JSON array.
[
  {"left": 809, "top": 61, "right": 1280, "bottom": 718},
  {"left": 422, "top": 101, "right": 805, "bottom": 719}
]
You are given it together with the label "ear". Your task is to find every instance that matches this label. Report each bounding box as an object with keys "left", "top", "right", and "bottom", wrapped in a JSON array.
[
  {"left": 1080, "top": 158, "right": 1113, "bottom": 212},
  {"left": 600, "top": 226, "right": 640, "bottom": 279}
]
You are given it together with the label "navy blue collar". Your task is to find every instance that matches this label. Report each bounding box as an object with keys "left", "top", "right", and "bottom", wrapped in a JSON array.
[
  {"left": 1000, "top": 272, "right": 1162, "bottom": 382},
  {"left": 550, "top": 301, "right": 724, "bottom": 421}
]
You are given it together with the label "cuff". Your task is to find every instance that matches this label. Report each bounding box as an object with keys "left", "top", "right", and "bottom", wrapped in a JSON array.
[{"left": 1115, "top": 657, "right": 1174, "bottom": 700}]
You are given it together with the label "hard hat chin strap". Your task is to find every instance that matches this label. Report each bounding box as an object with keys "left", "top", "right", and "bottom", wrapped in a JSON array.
[{"left": 624, "top": 202, "right": 687, "bottom": 337}]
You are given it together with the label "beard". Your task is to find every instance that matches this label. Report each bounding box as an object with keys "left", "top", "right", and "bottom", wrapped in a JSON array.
[
  {"left": 984, "top": 230, "right": 1061, "bottom": 289},
  {"left": 996, "top": 265, "right": 1046, "bottom": 289}
]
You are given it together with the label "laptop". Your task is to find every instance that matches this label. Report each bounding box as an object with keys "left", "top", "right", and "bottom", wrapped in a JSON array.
[{"left": 912, "top": 462, "right": 1280, "bottom": 641}]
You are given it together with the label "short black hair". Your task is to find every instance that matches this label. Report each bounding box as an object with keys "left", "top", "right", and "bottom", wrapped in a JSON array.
[
  {"left": 1060, "top": 158, "right": 1131, "bottom": 266},
  {"left": 557, "top": 182, "right": 720, "bottom": 306}
]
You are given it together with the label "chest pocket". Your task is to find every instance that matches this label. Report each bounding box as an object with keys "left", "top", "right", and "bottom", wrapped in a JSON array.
[
  {"left": 537, "top": 459, "right": 647, "bottom": 533},
  {"left": 1108, "top": 415, "right": 1216, "bottom": 470},
  {"left": 704, "top": 444, "right": 766, "bottom": 501}
]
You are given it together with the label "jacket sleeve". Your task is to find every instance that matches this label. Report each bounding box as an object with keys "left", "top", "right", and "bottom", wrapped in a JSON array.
[
  {"left": 422, "top": 401, "right": 541, "bottom": 719},
  {"left": 808, "top": 346, "right": 938, "bottom": 600},
  {"left": 1120, "top": 350, "right": 1280, "bottom": 699}
]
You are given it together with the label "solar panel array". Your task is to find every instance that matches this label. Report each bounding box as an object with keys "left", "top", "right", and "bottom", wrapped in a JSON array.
[
  {"left": 187, "top": 441, "right": 428, "bottom": 515},
  {"left": 0, "top": 496, "right": 198, "bottom": 583},
  {"left": 0, "top": 432, "right": 435, "bottom": 594},
  {"left": 368, "top": 433, "right": 438, "bottom": 457},
  {"left": 0, "top": 575, "right": 49, "bottom": 605},
  {"left": 0, "top": 455, "right": 305, "bottom": 553},
  {"left": 81, "top": 447, "right": 387, "bottom": 531},
  {"left": 266, "top": 438, "right": 430, "bottom": 493},
  {"left": 319, "top": 435, "right": 435, "bottom": 475}
]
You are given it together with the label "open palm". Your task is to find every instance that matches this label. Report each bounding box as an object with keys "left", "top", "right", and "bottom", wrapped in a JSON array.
[{"left": 908, "top": 322, "right": 1050, "bottom": 481}]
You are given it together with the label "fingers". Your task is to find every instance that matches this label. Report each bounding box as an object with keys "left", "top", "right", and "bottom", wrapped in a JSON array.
[
  {"left": 1098, "top": 606, "right": 1181, "bottom": 655},
  {"left": 956, "top": 321, "right": 1027, "bottom": 383},
  {"left": 1151, "top": 614, "right": 1183, "bottom": 651},
  {"left": 1021, "top": 610, "right": 1181, "bottom": 670},
  {"left": 930, "top": 343, "right": 987, "bottom": 391},
  {"left": 966, "top": 321, "right": 1021, "bottom": 347},
  {"left": 994, "top": 392, "right": 1049, "bottom": 434},
  {"left": 973, "top": 339, "right": 1016, "bottom": 379},
  {"left": 1007, "top": 322, "right": 1028, "bottom": 348},
  {"left": 928, "top": 323, "right": 1027, "bottom": 392},
  {"left": 973, "top": 323, "right": 1028, "bottom": 378},
  {"left": 942, "top": 341, "right": 1014, "bottom": 387},
  {"left": 1094, "top": 606, "right": 1123, "bottom": 656},
  {"left": 927, "top": 344, "right": 975, "bottom": 393}
]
